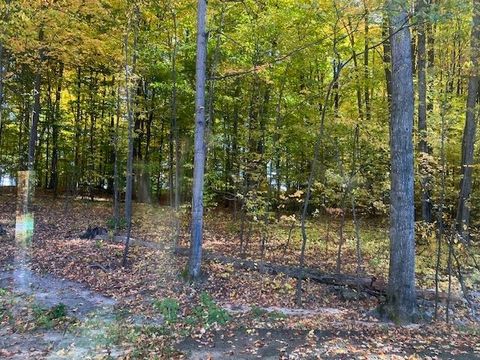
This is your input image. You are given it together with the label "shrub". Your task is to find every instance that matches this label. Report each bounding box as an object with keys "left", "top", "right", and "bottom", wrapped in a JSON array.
[{"left": 153, "top": 298, "right": 180, "bottom": 324}]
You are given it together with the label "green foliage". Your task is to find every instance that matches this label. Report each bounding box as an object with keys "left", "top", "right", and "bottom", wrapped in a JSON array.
[
  {"left": 189, "top": 292, "right": 230, "bottom": 328},
  {"left": 153, "top": 298, "right": 180, "bottom": 324},
  {"left": 268, "top": 310, "right": 287, "bottom": 320},
  {"left": 180, "top": 266, "right": 189, "bottom": 281},
  {"left": 250, "top": 305, "right": 267, "bottom": 318},
  {"left": 2, "top": 0, "right": 477, "bottom": 230},
  {"left": 106, "top": 217, "right": 127, "bottom": 231},
  {"left": 32, "top": 303, "right": 67, "bottom": 329},
  {"left": 0, "top": 287, "right": 9, "bottom": 297}
]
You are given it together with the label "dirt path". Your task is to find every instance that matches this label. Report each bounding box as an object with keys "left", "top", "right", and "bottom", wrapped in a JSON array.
[
  {"left": 0, "top": 265, "right": 125, "bottom": 359},
  {"left": 0, "top": 266, "right": 116, "bottom": 319}
]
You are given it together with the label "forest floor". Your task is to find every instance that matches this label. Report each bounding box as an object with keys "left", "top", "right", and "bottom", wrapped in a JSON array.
[{"left": 1, "top": 188, "right": 480, "bottom": 359}]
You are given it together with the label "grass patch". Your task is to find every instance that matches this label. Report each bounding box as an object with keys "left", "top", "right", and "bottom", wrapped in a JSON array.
[{"left": 32, "top": 303, "right": 68, "bottom": 329}]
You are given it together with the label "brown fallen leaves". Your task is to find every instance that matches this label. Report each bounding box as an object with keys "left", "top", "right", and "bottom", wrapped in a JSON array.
[{"left": 1, "top": 192, "right": 480, "bottom": 359}]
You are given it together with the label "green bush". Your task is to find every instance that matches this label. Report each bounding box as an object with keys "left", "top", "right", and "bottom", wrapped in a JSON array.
[
  {"left": 153, "top": 298, "right": 180, "bottom": 324},
  {"left": 193, "top": 292, "right": 230, "bottom": 327},
  {"left": 33, "top": 303, "right": 67, "bottom": 328}
]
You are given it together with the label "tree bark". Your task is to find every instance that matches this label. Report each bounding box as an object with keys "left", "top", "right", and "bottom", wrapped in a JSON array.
[
  {"left": 189, "top": 0, "right": 208, "bottom": 279},
  {"left": 386, "top": 0, "right": 417, "bottom": 323},
  {"left": 123, "top": 4, "right": 139, "bottom": 267},
  {"left": 456, "top": 0, "right": 480, "bottom": 242},
  {"left": 171, "top": 10, "right": 181, "bottom": 249},
  {"left": 364, "top": 3, "right": 371, "bottom": 121},
  {"left": 0, "top": 38, "right": 4, "bottom": 158},
  {"left": 28, "top": 29, "right": 44, "bottom": 172},
  {"left": 417, "top": 0, "right": 432, "bottom": 223},
  {"left": 113, "top": 85, "right": 120, "bottom": 234},
  {"left": 382, "top": 19, "right": 392, "bottom": 110},
  {"left": 49, "top": 63, "right": 64, "bottom": 193},
  {"left": 73, "top": 67, "right": 82, "bottom": 193},
  {"left": 344, "top": 17, "right": 364, "bottom": 121},
  {"left": 0, "top": 0, "right": 10, "bottom": 158},
  {"left": 296, "top": 72, "right": 338, "bottom": 305}
]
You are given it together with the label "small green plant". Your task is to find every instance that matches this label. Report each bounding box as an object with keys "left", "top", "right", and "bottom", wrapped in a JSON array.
[
  {"left": 180, "top": 266, "right": 189, "bottom": 281},
  {"left": 193, "top": 292, "right": 230, "bottom": 327},
  {"left": 268, "top": 310, "right": 287, "bottom": 320},
  {"left": 141, "top": 324, "right": 171, "bottom": 336},
  {"left": 32, "top": 303, "right": 68, "bottom": 329},
  {"left": 0, "top": 287, "right": 9, "bottom": 297},
  {"left": 153, "top": 298, "right": 180, "bottom": 324},
  {"left": 0, "top": 307, "right": 13, "bottom": 324},
  {"left": 106, "top": 217, "right": 127, "bottom": 231},
  {"left": 250, "top": 305, "right": 267, "bottom": 318},
  {"left": 49, "top": 303, "right": 68, "bottom": 318}
]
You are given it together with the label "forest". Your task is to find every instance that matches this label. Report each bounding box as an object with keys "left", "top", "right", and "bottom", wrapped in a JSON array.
[{"left": 1, "top": 0, "right": 480, "bottom": 358}]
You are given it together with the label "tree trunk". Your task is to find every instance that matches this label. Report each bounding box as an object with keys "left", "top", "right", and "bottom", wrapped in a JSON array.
[
  {"left": 49, "top": 63, "right": 63, "bottom": 193},
  {"left": 345, "top": 17, "right": 364, "bottom": 121},
  {"left": 386, "top": 0, "right": 417, "bottom": 323},
  {"left": 171, "top": 10, "right": 181, "bottom": 249},
  {"left": 0, "top": 38, "right": 4, "bottom": 158},
  {"left": 456, "top": 0, "right": 480, "bottom": 242},
  {"left": 296, "top": 73, "right": 338, "bottom": 306},
  {"left": 417, "top": 0, "right": 432, "bottom": 223},
  {"left": 74, "top": 67, "right": 82, "bottom": 193},
  {"left": 382, "top": 19, "right": 392, "bottom": 109},
  {"left": 364, "top": 3, "right": 371, "bottom": 121},
  {"left": 113, "top": 86, "right": 120, "bottom": 234},
  {"left": 189, "top": 0, "right": 208, "bottom": 279},
  {"left": 0, "top": 0, "right": 9, "bottom": 158},
  {"left": 28, "top": 29, "right": 44, "bottom": 172},
  {"left": 123, "top": 5, "right": 139, "bottom": 267}
]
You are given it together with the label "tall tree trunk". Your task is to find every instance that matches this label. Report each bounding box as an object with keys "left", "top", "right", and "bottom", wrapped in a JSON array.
[
  {"left": 171, "top": 10, "right": 181, "bottom": 249},
  {"left": 49, "top": 63, "right": 63, "bottom": 193},
  {"left": 274, "top": 67, "right": 288, "bottom": 218},
  {"left": 456, "top": 0, "right": 480, "bottom": 242},
  {"left": 74, "top": 67, "right": 82, "bottom": 193},
  {"left": 28, "top": 29, "right": 44, "bottom": 173},
  {"left": 427, "top": 2, "right": 435, "bottom": 114},
  {"left": 232, "top": 81, "right": 240, "bottom": 218},
  {"left": 386, "top": 0, "right": 417, "bottom": 323},
  {"left": 345, "top": 18, "right": 364, "bottom": 120},
  {"left": 123, "top": 4, "right": 139, "bottom": 267},
  {"left": 144, "top": 89, "right": 154, "bottom": 161},
  {"left": 168, "top": 112, "right": 174, "bottom": 206},
  {"left": 364, "top": 2, "right": 371, "bottom": 121},
  {"left": 417, "top": 0, "right": 432, "bottom": 223},
  {"left": 113, "top": 86, "right": 120, "bottom": 234},
  {"left": 205, "top": 4, "right": 225, "bottom": 134},
  {"left": 296, "top": 71, "right": 338, "bottom": 306},
  {"left": 156, "top": 116, "right": 166, "bottom": 201},
  {"left": 189, "top": 0, "right": 208, "bottom": 279},
  {"left": 0, "top": 38, "right": 4, "bottom": 159},
  {"left": 382, "top": 19, "right": 392, "bottom": 109},
  {"left": 0, "top": 0, "right": 9, "bottom": 158}
]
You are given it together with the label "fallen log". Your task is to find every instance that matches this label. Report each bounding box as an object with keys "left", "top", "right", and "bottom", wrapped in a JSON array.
[
  {"left": 175, "top": 247, "right": 381, "bottom": 293},
  {"left": 93, "top": 234, "right": 168, "bottom": 250},
  {"left": 175, "top": 247, "right": 462, "bottom": 303},
  {"left": 89, "top": 236, "right": 461, "bottom": 304}
]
